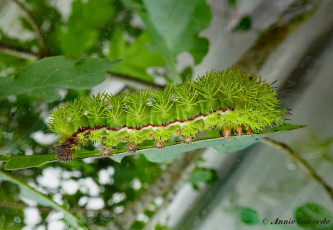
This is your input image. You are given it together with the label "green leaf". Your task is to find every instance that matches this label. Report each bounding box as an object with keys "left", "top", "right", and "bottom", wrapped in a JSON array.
[
  {"left": 108, "top": 29, "right": 126, "bottom": 60},
  {"left": 234, "top": 16, "right": 252, "bottom": 31},
  {"left": 294, "top": 203, "right": 333, "bottom": 230},
  {"left": 135, "top": 0, "right": 211, "bottom": 83},
  {"left": 0, "top": 123, "right": 304, "bottom": 170},
  {"left": 4, "top": 154, "right": 58, "bottom": 170},
  {"left": 189, "top": 38, "right": 210, "bottom": 65},
  {"left": 270, "top": 123, "right": 306, "bottom": 132},
  {"left": 59, "top": 27, "right": 98, "bottom": 56},
  {"left": 229, "top": 0, "right": 239, "bottom": 7},
  {"left": 0, "top": 173, "right": 24, "bottom": 229},
  {"left": 0, "top": 56, "right": 116, "bottom": 102},
  {"left": 237, "top": 207, "right": 261, "bottom": 225},
  {"left": 0, "top": 154, "right": 10, "bottom": 162},
  {"left": 234, "top": 207, "right": 301, "bottom": 229},
  {"left": 0, "top": 170, "right": 81, "bottom": 229},
  {"left": 108, "top": 30, "right": 165, "bottom": 82},
  {"left": 0, "top": 53, "right": 31, "bottom": 78},
  {"left": 0, "top": 28, "right": 38, "bottom": 54},
  {"left": 154, "top": 224, "right": 169, "bottom": 230},
  {"left": 188, "top": 167, "right": 216, "bottom": 184},
  {"left": 58, "top": 0, "right": 115, "bottom": 56}
]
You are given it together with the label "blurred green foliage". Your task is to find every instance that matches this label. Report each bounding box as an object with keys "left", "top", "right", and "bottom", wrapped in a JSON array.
[
  {"left": 295, "top": 203, "right": 333, "bottom": 230},
  {"left": 188, "top": 166, "right": 217, "bottom": 190},
  {"left": 233, "top": 16, "right": 252, "bottom": 31},
  {"left": 0, "top": 0, "right": 212, "bottom": 228}
]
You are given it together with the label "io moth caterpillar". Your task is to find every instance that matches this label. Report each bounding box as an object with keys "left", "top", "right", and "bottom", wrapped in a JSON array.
[{"left": 49, "top": 69, "right": 285, "bottom": 162}]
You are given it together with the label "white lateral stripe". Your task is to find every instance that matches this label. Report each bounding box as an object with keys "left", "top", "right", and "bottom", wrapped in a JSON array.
[{"left": 106, "top": 110, "right": 230, "bottom": 133}]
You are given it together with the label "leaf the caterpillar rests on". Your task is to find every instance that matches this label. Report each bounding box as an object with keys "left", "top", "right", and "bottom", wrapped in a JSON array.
[{"left": 48, "top": 69, "right": 286, "bottom": 162}]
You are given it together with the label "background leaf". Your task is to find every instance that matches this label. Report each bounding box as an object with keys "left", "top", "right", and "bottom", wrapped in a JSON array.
[
  {"left": 58, "top": 0, "right": 115, "bottom": 56},
  {"left": 0, "top": 53, "right": 31, "bottom": 78},
  {"left": 294, "top": 203, "right": 333, "bottom": 230},
  {"left": 233, "top": 16, "right": 252, "bottom": 31},
  {"left": 237, "top": 207, "right": 261, "bottom": 225},
  {"left": 0, "top": 170, "right": 81, "bottom": 229},
  {"left": 188, "top": 167, "right": 217, "bottom": 190},
  {"left": 0, "top": 56, "right": 116, "bottom": 102},
  {"left": 108, "top": 31, "right": 165, "bottom": 82},
  {"left": 135, "top": 0, "right": 211, "bottom": 83}
]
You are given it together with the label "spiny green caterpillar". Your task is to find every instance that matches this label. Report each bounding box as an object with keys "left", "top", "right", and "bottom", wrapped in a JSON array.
[{"left": 49, "top": 69, "right": 285, "bottom": 162}]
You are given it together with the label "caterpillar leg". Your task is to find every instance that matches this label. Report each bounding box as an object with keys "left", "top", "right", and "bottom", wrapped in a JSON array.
[
  {"left": 246, "top": 127, "right": 253, "bottom": 136},
  {"left": 153, "top": 140, "right": 165, "bottom": 150},
  {"left": 126, "top": 142, "right": 137, "bottom": 153},
  {"left": 181, "top": 136, "right": 193, "bottom": 145},
  {"left": 101, "top": 147, "right": 111, "bottom": 157},
  {"left": 236, "top": 125, "right": 243, "bottom": 139},
  {"left": 223, "top": 126, "right": 231, "bottom": 139}
]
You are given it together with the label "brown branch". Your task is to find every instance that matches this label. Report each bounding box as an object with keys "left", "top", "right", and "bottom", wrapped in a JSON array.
[
  {"left": 11, "top": 0, "right": 47, "bottom": 58},
  {"left": 234, "top": 0, "right": 316, "bottom": 73},
  {"left": 143, "top": 150, "right": 202, "bottom": 230},
  {"left": 261, "top": 138, "right": 333, "bottom": 201}
]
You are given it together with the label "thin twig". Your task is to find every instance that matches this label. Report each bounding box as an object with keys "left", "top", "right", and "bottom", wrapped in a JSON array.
[
  {"left": 0, "top": 44, "right": 38, "bottom": 61},
  {"left": 108, "top": 72, "right": 164, "bottom": 90},
  {"left": 0, "top": 200, "right": 115, "bottom": 215},
  {"left": 261, "top": 138, "right": 333, "bottom": 201},
  {"left": 0, "top": 201, "right": 52, "bottom": 213},
  {"left": 234, "top": 0, "right": 315, "bottom": 73},
  {"left": 11, "top": 0, "right": 47, "bottom": 58},
  {"left": 143, "top": 150, "right": 202, "bottom": 230}
]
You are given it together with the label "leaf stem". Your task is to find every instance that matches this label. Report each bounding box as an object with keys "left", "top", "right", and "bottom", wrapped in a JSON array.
[
  {"left": 166, "top": 58, "right": 182, "bottom": 84},
  {"left": 10, "top": 0, "right": 48, "bottom": 58},
  {"left": 261, "top": 138, "right": 333, "bottom": 201}
]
